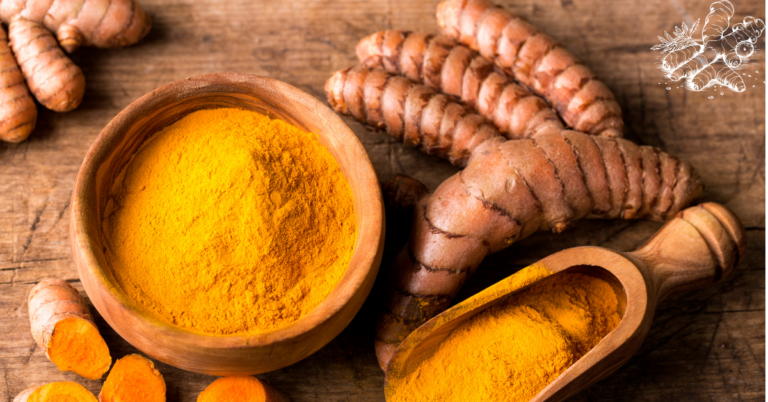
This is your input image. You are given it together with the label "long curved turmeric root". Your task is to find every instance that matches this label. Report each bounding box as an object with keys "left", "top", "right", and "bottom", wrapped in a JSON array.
[
  {"left": 10, "top": 17, "right": 85, "bottom": 112},
  {"left": 326, "top": 69, "right": 702, "bottom": 369},
  {"left": 689, "top": 63, "right": 745, "bottom": 92},
  {"left": 28, "top": 279, "right": 112, "bottom": 380},
  {"left": 436, "top": 0, "right": 623, "bottom": 137},
  {"left": 99, "top": 354, "right": 166, "bottom": 402},
  {"left": 14, "top": 382, "right": 98, "bottom": 402},
  {"left": 357, "top": 30, "right": 565, "bottom": 139},
  {"left": 197, "top": 376, "right": 290, "bottom": 402},
  {"left": 0, "top": 25, "right": 36, "bottom": 142},
  {"left": 0, "top": 0, "right": 152, "bottom": 52},
  {"left": 326, "top": 65, "right": 500, "bottom": 167}
]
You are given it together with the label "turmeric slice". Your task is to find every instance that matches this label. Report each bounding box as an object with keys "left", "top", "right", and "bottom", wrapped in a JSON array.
[
  {"left": 14, "top": 382, "right": 98, "bottom": 402},
  {"left": 28, "top": 279, "right": 111, "bottom": 380},
  {"left": 99, "top": 354, "right": 166, "bottom": 402},
  {"left": 198, "top": 376, "right": 289, "bottom": 402}
]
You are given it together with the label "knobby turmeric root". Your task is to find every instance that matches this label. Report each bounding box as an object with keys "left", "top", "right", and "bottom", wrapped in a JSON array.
[
  {"left": 0, "top": 25, "right": 36, "bottom": 142},
  {"left": 0, "top": 0, "right": 151, "bottom": 142},
  {"left": 28, "top": 279, "right": 111, "bottom": 380},
  {"left": 197, "top": 376, "right": 290, "bottom": 402},
  {"left": 10, "top": 16, "right": 85, "bottom": 112},
  {"left": 357, "top": 30, "right": 566, "bottom": 139},
  {"left": 0, "top": 0, "right": 152, "bottom": 52},
  {"left": 99, "top": 354, "right": 166, "bottom": 402},
  {"left": 436, "top": 0, "right": 624, "bottom": 137},
  {"left": 326, "top": 65, "right": 500, "bottom": 167},
  {"left": 13, "top": 382, "right": 98, "bottom": 402},
  {"left": 325, "top": 68, "right": 703, "bottom": 369}
]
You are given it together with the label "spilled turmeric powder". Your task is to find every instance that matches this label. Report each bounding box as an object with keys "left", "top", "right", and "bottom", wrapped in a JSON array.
[
  {"left": 102, "top": 108, "right": 356, "bottom": 335},
  {"left": 389, "top": 266, "right": 621, "bottom": 402}
]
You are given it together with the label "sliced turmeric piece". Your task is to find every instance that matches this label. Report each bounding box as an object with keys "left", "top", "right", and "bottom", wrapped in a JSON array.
[
  {"left": 99, "top": 354, "right": 166, "bottom": 402},
  {"left": 14, "top": 382, "right": 98, "bottom": 402},
  {"left": 28, "top": 279, "right": 111, "bottom": 380},
  {"left": 198, "top": 376, "right": 290, "bottom": 402}
]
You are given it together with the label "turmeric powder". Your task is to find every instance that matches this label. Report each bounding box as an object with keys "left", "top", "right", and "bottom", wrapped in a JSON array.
[
  {"left": 388, "top": 266, "right": 621, "bottom": 402},
  {"left": 102, "top": 108, "right": 356, "bottom": 335}
]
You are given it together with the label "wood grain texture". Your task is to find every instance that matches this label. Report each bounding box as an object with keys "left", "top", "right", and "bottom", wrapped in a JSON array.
[{"left": 0, "top": 0, "right": 763, "bottom": 400}]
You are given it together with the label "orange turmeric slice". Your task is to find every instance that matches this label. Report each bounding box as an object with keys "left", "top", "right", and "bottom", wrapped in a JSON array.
[
  {"left": 48, "top": 317, "right": 111, "bottom": 380},
  {"left": 197, "top": 376, "right": 289, "bottom": 402},
  {"left": 99, "top": 354, "right": 166, "bottom": 402},
  {"left": 28, "top": 279, "right": 112, "bottom": 380},
  {"left": 14, "top": 382, "right": 98, "bottom": 402}
]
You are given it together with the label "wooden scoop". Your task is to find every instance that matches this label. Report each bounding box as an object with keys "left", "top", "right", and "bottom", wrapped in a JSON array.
[{"left": 384, "top": 202, "right": 746, "bottom": 402}]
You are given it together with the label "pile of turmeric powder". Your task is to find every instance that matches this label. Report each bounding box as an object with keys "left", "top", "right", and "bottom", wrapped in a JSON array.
[
  {"left": 389, "top": 266, "right": 621, "bottom": 402},
  {"left": 102, "top": 108, "right": 356, "bottom": 335}
]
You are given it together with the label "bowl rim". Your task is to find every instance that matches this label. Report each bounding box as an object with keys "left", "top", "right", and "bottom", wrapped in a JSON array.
[{"left": 70, "top": 72, "right": 384, "bottom": 350}]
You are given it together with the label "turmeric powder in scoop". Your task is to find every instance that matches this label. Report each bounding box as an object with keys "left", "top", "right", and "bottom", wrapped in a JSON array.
[
  {"left": 102, "top": 108, "right": 356, "bottom": 335},
  {"left": 389, "top": 266, "right": 621, "bottom": 402}
]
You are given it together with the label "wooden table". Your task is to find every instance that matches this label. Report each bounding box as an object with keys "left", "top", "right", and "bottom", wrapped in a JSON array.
[{"left": 0, "top": 0, "right": 763, "bottom": 400}]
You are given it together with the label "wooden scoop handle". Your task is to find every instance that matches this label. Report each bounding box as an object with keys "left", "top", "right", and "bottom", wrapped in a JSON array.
[{"left": 628, "top": 202, "right": 746, "bottom": 302}]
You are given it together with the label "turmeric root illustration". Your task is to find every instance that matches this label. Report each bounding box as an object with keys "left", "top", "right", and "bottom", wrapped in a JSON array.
[
  {"left": 0, "top": 0, "right": 152, "bottom": 143},
  {"left": 653, "top": 0, "right": 765, "bottom": 92}
]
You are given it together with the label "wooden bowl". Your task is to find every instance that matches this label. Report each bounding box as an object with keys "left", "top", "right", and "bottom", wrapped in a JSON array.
[{"left": 69, "top": 73, "right": 385, "bottom": 375}]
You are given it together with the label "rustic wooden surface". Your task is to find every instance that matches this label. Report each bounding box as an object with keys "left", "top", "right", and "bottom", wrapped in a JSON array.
[{"left": 0, "top": 0, "right": 763, "bottom": 400}]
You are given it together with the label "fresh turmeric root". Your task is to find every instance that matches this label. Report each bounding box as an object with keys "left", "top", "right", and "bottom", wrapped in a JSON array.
[
  {"left": 325, "top": 67, "right": 702, "bottom": 369},
  {"left": 13, "top": 382, "right": 98, "bottom": 402},
  {"left": 28, "top": 278, "right": 112, "bottom": 380},
  {"left": 0, "top": 0, "right": 151, "bottom": 52},
  {"left": 0, "top": 0, "right": 151, "bottom": 142},
  {"left": 436, "top": 0, "right": 623, "bottom": 137},
  {"left": 357, "top": 30, "right": 566, "bottom": 139},
  {"left": 197, "top": 376, "right": 290, "bottom": 402},
  {"left": 0, "top": 25, "right": 36, "bottom": 142},
  {"left": 10, "top": 16, "right": 85, "bottom": 112},
  {"left": 99, "top": 354, "right": 166, "bottom": 402},
  {"left": 326, "top": 65, "right": 500, "bottom": 167}
]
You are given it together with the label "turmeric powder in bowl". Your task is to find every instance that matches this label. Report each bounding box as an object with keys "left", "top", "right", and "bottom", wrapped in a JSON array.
[{"left": 101, "top": 108, "right": 356, "bottom": 335}]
